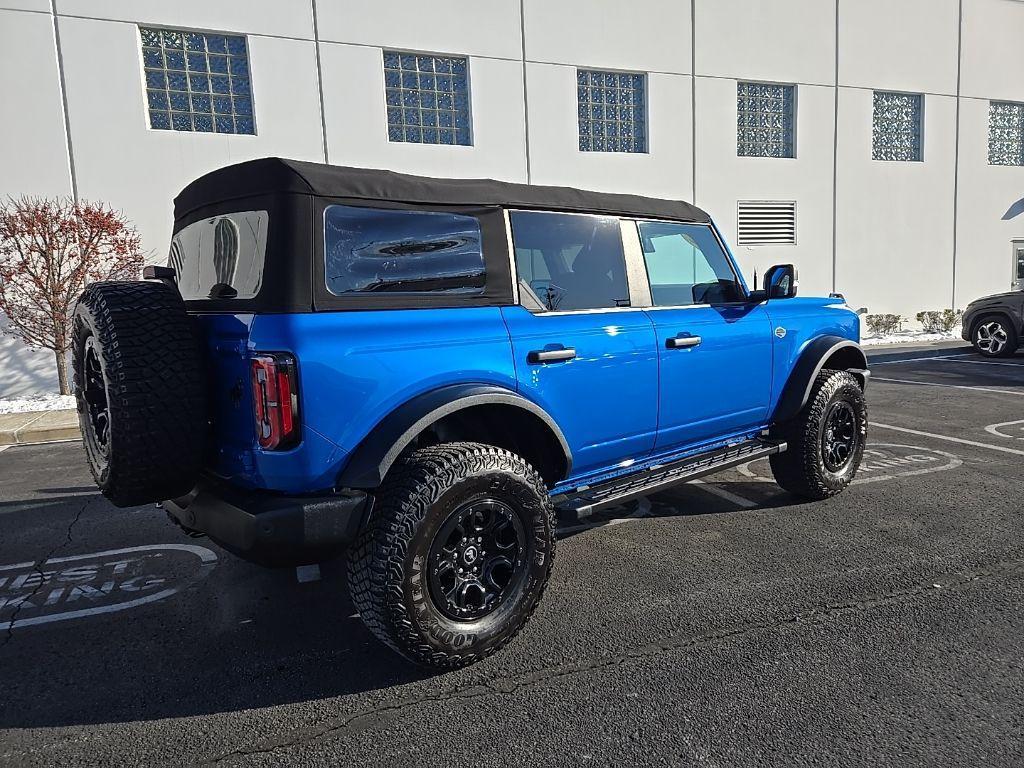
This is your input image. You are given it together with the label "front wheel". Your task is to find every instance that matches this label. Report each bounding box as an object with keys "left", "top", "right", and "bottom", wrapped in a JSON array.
[
  {"left": 769, "top": 370, "right": 867, "bottom": 500},
  {"left": 347, "top": 442, "right": 555, "bottom": 669},
  {"left": 973, "top": 315, "right": 1018, "bottom": 358}
]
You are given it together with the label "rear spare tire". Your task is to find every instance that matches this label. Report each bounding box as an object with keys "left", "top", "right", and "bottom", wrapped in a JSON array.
[{"left": 72, "top": 280, "right": 207, "bottom": 507}]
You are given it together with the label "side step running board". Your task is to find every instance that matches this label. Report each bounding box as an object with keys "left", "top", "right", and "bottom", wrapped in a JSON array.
[{"left": 553, "top": 438, "right": 786, "bottom": 518}]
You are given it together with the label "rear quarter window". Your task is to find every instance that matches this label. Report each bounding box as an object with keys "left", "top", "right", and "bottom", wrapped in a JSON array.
[
  {"left": 324, "top": 205, "right": 485, "bottom": 296},
  {"left": 169, "top": 211, "right": 268, "bottom": 300}
]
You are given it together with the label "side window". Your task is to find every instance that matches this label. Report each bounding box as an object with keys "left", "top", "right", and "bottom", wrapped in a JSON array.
[
  {"left": 324, "top": 205, "right": 484, "bottom": 295},
  {"left": 637, "top": 221, "right": 743, "bottom": 306},
  {"left": 510, "top": 211, "right": 629, "bottom": 312}
]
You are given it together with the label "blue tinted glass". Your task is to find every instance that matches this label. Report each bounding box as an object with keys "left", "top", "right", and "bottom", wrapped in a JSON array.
[
  {"left": 324, "top": 205, "right": 485, "bottom": 296},
  {"left": 510, "top": 211, "right": 629, "bottom": 311},
  {"left": 141, "top": 27, "right": 254, "bottom": 135},
  {"left": 208, "top": 54, "right": 228, "bottom": 74},
  {"left": 383, "top": 50, "right": 471, "bottom": 145},
  {"left": 206, "top": 35, "right": 227, "bottom": 53},
  {"left": 164, "top": 50, "right": 186, "bottom": 70},
  {"left": 577, "top": 69, "right": 647, "bottom": 153}
]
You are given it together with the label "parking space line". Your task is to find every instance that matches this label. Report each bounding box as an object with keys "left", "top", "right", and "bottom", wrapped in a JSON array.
[
  {"left": 0, "top": 445, "right": 9, "bottom": 454},
  {"left": 873, "top": 376, "right": 1024, "bottom": 396},
  {"left": 874, "top": 355, "right": 1024, "bottom": 368},
  {"left": 873, "top": 422, "right": 1024, "bottom": 456},
  {"left": 691, "top": 479, "right": 759, "bottom": 508},
  {"left": 871, "top": 353, "right": 977, "bottom": 365}
]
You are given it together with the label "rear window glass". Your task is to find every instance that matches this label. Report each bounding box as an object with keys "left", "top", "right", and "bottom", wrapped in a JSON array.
[
  {"left": 324, "top": 205, "right": 485, "bottom": 296},
  {"left": 169, "top": 211, "right": 268, "bottom": 300}
]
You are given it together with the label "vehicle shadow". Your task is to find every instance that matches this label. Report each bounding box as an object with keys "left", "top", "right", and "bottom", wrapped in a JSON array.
[{"left": 0, "top": 475, "right": 795, "bottom": 730}]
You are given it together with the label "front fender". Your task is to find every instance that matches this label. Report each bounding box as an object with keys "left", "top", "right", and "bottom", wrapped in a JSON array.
[
  {"left": 773, "top": 336, "right": 869, "bottom": 422},
  {"left": 337, "top": 383, "right": 572, "bottom": 489}
]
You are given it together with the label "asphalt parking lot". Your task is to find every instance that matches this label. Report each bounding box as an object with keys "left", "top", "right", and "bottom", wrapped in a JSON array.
[{"left": 1, "top": 344, "right": 1022, "bottom": 767}]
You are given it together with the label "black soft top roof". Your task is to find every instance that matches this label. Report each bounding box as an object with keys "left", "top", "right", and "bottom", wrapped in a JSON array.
[{"left": 173, "top": 157, "right": 710, "bottom": 224}]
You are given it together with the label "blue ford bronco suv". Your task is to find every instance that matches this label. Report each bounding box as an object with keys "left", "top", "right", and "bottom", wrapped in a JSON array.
[{"left": 73, "top": 158, "right": 869, "bottom": 668}]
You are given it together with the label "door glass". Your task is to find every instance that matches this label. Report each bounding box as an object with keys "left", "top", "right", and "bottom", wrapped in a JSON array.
[
  {"left": 637, "top": 222, "right": 743, "bottom": 306},
  {"left": 510, "top": 211, "right": 629, "bottom": 311}
]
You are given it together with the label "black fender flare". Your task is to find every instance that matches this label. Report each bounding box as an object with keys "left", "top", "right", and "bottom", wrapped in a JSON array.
[
  {"left": 773, "top": 336, "right": 869, "bottom": 422},
  {"left": 337, "top": 383, "right": 573, "bottom": 489}
]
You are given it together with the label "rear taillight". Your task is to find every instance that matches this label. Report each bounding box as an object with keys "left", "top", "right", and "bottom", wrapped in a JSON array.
[{"left": 251, "top": 353, "right": 300, "bottom": 450}]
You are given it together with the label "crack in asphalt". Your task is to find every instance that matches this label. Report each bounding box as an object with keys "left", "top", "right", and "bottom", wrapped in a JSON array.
[
  {"left": 203, "top": 558, "right": 1022, "bottom": 764},
  {"left": 1, "top": 497, "right": 93, "bottom": 649}
]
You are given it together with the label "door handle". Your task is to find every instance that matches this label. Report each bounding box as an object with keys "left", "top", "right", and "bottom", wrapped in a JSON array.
[
  {"left": 528, "top": 347, "right": 577, "bottom": 364},
  {"left": 667, "top": 334, "right": 702, "bottom": 349}
]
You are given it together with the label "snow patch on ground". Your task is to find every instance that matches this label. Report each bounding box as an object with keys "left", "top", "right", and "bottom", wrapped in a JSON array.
[
  {"left": 0, "top": 394, "right": 76, "bottom": 414},
  {"left": 860, "top": 328, "right": 963, "bottom": 346}
]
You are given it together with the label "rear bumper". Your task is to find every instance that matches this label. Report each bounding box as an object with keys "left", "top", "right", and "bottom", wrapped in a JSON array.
[{"left": 164, "top": 478, "right": 371, "bottom": 567}]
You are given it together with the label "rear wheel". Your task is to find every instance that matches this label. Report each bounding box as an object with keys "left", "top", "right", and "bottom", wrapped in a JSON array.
[
  {"left": 769, "top": 370, "right": 867, "bottom": 500},
  {"left": 972, "top": 315, "right": 1018, "bottom": 358},
  {"left": 347, "top": 442, "right": 555, "bottom": 669},
  {"left": 72, "top": 281, "right": 207, "bottom": 507}
]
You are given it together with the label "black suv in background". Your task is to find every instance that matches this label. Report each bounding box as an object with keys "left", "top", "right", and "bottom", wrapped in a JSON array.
[{"left": 962, "top": 290, "right": 1024, "bottom": 357}]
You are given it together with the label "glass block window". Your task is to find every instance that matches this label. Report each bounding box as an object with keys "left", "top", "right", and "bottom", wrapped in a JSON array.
[
  {"left": 383, "top": 52, "right": 471, "bottom": 145},
  {"left": 577, "top": 70, "right": 647, "bottom": 153},
  {"left": 736, "top": 82, "right": 795, "bottom": 158},
  {"left": 988, "top": 101, "right": 1024, "bottom": 166},
  {"left": 872, "top": 91, "right": 922, "bottom": 161},
  {"left": 140, "top": 27, "right": 255, "bottom": 134}
]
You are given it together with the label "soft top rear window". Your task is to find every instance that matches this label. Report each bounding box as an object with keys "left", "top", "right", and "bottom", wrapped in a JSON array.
[
  {"left": 169, "top": 210, "right": 268, "bottom": 300},
  {"left": 323, "top": 204, "right": 485, "bottom": 296}
]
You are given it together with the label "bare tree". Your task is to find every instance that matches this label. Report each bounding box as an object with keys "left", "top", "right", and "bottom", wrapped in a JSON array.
[{"left": 0, "top": 197, "right": 144, "bottom": 395}]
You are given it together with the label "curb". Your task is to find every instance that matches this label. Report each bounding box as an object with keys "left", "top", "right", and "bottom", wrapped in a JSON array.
[
  {"left": 0, "top": 409, "right": 81, "bottom": 446},
  {"left": 865, "top": 341, "right": 974, "bottom": 364}
]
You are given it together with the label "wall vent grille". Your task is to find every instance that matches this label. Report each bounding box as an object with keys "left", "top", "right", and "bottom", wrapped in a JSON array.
[{"left": 736, "top": 201, "right": 796, "bottom": 246}]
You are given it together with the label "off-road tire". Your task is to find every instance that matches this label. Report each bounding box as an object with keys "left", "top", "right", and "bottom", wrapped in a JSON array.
[
  {"left": 769, "top": 370, "right": 867, "bottom": 500},
  {"left": 72, "top": 280, "right": 207, "bottom": 507},
  {"left": 972, "top": 314, "right": 1018, "bottom": 358},
  {"left": 347, "top": 442, "right": 555, "bottom": 669}
]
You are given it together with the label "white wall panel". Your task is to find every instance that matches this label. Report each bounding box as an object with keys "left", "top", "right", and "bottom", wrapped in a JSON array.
[
  {"left": 695, "top": 0, "right": 835, "bottom": 86},
  {"left": 525, "top": 63, "right": 692, "bottom": 200},
  {"left": 320, "top": 43, "right": 527, "bottom": 182},
  {"left": 53, "top": 0, "right": 314, "bottom": 39},
  {"left": 316, "top": 0, "right": 521, "bottom": 60},
  {"left": 57, "top": 17, "right": 324, "bottom": 258},
  {"left": 953, "top": 96, "right": 1024, "bottom": 307},
  {"left": 839, "top": 0, "right": 960, "bottom": 96},
  {"left": 2, "top": 0, "right": 51, "bottom": 11},
  {"left": 0, "top": 10, "right": 73, "bottom": 199},
  {"left": 835, "top": 87, "right": 957, "bottom": 315},
  {"left": 523, "top": 0, "right": 690, "bottom": 74},
  {"left": 694, "top": 77, "right": 835, "bottom": 297},
  {"left": 960, "top": 0, "right": 1024, "bottom": 102}
]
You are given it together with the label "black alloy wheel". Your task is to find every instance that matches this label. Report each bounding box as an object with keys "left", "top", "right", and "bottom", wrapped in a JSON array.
[
  {"left": 821, "top": 400, "right": 857, "bottom": 472},
  {"left": 81, "top": 335, "right": 111, "bottom": 460},
  {"left": 427, "top": 498, "right": 526, "bottom": 621}
]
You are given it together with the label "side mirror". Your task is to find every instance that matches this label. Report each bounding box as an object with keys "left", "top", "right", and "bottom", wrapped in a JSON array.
[{"left": 764, "top": 264, "right": 798, "bottom": 299}]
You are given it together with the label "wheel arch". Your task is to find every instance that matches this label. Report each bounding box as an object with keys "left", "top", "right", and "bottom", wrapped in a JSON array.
[
  {"left": 773, "top": 336, "right": 868, "bottom": 423},
  {"left": 337, "top": 384, "right": 573, "bottom": 489},
  {"left": 969, "top": 310, "right": 1020, "bottom": 340}
]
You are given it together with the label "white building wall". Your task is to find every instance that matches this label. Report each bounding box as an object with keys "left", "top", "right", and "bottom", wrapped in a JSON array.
[{"left": 2, "top": 0, "right": 1024, "bottom": 396}]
